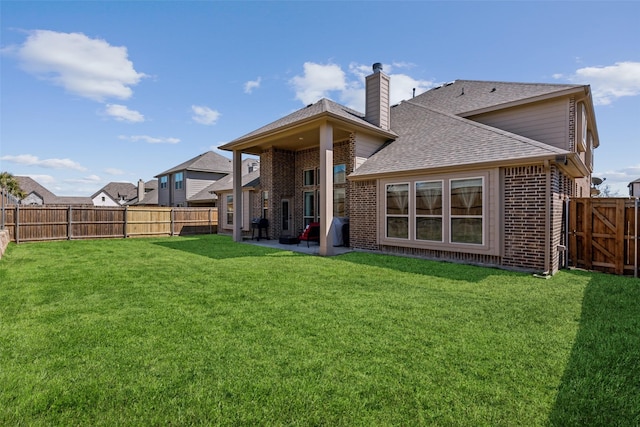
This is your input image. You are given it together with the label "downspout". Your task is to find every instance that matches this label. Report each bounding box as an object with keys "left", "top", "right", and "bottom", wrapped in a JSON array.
[{"left": 544, "top": 160, "right": 551, "bottom": 275}]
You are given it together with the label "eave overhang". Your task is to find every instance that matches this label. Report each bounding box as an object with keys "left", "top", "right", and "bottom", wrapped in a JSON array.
[
  {"left": 348, "top": 152, "right": 588, "bottom": 182},
  {"left": 219, "top": 110, "right": 397, "bottom": 156}
]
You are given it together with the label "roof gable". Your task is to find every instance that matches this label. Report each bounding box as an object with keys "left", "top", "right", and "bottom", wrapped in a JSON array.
[{"left": 220, "top": 98, "right": 396, "bottom": 150}]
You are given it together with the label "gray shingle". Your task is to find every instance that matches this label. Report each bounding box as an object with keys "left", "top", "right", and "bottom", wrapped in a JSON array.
[{"left": 351, "top": 101, "right": 568, "bottom": 177}]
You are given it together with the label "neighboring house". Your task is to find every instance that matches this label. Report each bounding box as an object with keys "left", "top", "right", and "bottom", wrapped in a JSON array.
[
  {"left": 220, "top": 63, "right": 600, "bottom": 275},
  {"left": 11, "top": 176, "right": 92, "bottom": 205},
  {"left": 91, "top": 182, "right": 138, "bottom": 206},
  {"left": 155, "top": 151, "right": 235, "bottom": 207},
  {"left": 130, "top": 179, "right": 159, "bottom": 206},
  {"left": 629, "top": 178, "right": 640, "bottom": 197}
]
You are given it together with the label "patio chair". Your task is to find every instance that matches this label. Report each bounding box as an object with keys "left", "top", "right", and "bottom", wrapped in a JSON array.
[{"left": 298, "top": 222, "right": 320, "bottom": 247}]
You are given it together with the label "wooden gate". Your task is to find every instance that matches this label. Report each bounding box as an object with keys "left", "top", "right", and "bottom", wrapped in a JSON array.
[{"left": 569, "top": 198, "right": 639, "bottom": 276}]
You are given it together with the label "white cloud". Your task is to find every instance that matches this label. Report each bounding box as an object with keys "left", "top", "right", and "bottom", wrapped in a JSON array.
[
  {"left": 105, "top": 104, "right": 145, "bottom": 122},
  {"left": 290, "top": 62, "right": 346, "bottom": 105},
  {"left": 105, "top": 168, "right": 126, "bottom": 175},
  {"left": 118, "top": 135, "right": 180, "bottom": 144},
  {"left": 244, "top": 77, "right": 261, "bottom": 94},
  {"left": 8, "top": 30, "right": 146, "bottom": 102},
  {"left": 290, "top": 61, "right": 435, "bottom": 111},
  {"left": 64, "top": 175, "right": 102, "bottom": 184},
  {"left": 191, "top": 105, "right": 220, "bottom": 125},
  {"left": 0, "top": 154, "right": 87, "bottom": 171},
  {"left": 594, "top": 163, "right": 640, "bottom": 196},
  {"left": 559, "top": 61, "right": 640, "bottom": 106}
]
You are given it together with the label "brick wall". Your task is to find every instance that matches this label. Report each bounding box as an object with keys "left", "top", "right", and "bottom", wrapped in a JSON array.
[
  {"left": 349, "top": 179, "right": 378, "bottom": 250},
  {"left": 502, "top": 165, "right": 547, "bottom": 271}
]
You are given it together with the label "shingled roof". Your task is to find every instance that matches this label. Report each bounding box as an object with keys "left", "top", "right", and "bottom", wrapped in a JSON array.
[
  {"left": 15, "top": 176, "right": 92, "bottom": 205},
  {"left": 156, "top": 151, "right": 233, "bottom": 176},
  {"left": 221, "top": 98, "right": 397, "bottom": 149},
  {"left": 91, "top": 182, "right": 137, "bottom": 202},
  {"left": 350, "top": 101, "right": 569, "bottom": 178},
  {"left": 348, "top": 79, "right": 592, "bottom": 178},
  {"left": 409, "top": 80, "right": 587, "bottom": 116}
]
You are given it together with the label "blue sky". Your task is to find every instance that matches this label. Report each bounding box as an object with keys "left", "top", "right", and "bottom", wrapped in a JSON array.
[{"left": 1, "top": 1, "right": 639, "bottom": 197}]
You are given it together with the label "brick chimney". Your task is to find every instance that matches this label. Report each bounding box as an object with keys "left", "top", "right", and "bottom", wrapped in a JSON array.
[{"left": 365, "top": 62, "right": 390, "bottom": 131}]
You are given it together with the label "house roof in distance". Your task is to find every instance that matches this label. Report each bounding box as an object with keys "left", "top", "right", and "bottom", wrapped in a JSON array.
[
  {"left": 156, "top": 151, "right": 233, "bottom": 177},
  {"left": 15, "top": 176, "right": 92, "bottom": 205},
  {"left": 91, "top": 182, "right": 137, "bottom": 202}
]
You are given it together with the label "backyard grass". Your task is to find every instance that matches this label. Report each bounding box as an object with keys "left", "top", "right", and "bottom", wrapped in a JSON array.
[{"left": 0, "top": 234, "right": 638, "bottom": 426}]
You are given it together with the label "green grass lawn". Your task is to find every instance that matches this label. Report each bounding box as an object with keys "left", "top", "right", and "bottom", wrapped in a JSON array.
[{"left": 0, "top": 235, "right": 638, "bottom": 426}]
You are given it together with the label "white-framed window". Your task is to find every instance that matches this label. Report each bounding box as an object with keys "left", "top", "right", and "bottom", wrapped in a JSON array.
[
  {"left": 578, "top": 103, "right": 587, "bottom": 152},
  {"left": 386, "top": 183, "right": 409, "bottom": 239},
  {"left": 415, "top": 181, "right": 443, "bottom": 242},
  {"left": 303, "top": 190, "right": 315, "bottom": 227},
  {"left": 160, "top": 176, "right": 168, "bottom": 189},
  {"left": 226, "top": 194, "right": 233, "bottom": 225},
  {"left": 450, "top": 178, "right": 483, "bottom": 245},
  {"left": 382, "top": 174, "right": 487, "bottom": 248},
  {"left": 175, "top": 172, "right": 184, "bottom": 190},
  {"left": 303, "top": 169, "right": 315, "bottom": 186}
]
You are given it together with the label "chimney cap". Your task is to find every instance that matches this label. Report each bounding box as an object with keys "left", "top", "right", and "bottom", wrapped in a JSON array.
[{"left": 372, "top": 62, "right": 383, "bottom": 73}]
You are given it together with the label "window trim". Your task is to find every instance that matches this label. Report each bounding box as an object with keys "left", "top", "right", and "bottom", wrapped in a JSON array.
[
  {"left": 385, "top": 182, "right": 410, "bottom": 240},
  {"left": 379, "top": 171, "right": 494, "bottom": 255},
  {"left": 449, "top": 177, "right": 484, "bottom": 246},
  {"left": 226, "top": 194, "right": 233, "bottom": 226},
  {"left": 175, "top": 172, "right": 184, "bottom": 190},
  {"left": 415, "top": 180, "right": 444, "bottom": 243}
]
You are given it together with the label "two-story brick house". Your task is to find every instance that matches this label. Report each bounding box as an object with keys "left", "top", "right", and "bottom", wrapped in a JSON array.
[{"left": 220, "top": 63, "right": 599, "bottom": 275}]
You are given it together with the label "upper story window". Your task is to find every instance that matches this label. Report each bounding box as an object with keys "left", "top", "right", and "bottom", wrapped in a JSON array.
[
  {"left": 160, "top": 176, "right": 168, "bottom": 189},
  {"left": 578, "top": 103, "right": 588, "bottom": 152},
  {"left": 175, "top": 172, "right": 184, "bottom": 190}
]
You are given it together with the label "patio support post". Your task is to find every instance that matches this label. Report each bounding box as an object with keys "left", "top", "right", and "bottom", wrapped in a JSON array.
[
  {"left": 319, "top": 121, "right": 335, "bottom": 256},
  {"left": 232, "top": 150, "right": 243, "bottom": 242}
]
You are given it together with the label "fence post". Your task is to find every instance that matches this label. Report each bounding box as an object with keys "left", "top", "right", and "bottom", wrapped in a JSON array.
[
  {"left": 15, "top": 204, "right": 20, "bottom": 244},
  {"left": 209, "top": 208, "right": 212, "bottom": 234},
  {"left": 68, "top": 205, "right": 72, "bottom": 240},
  {"left": 124, "top": 206, "right": 128, "bottom": 238},
  {"left": 171, "top": 208, "right": 175, "bottom": 236}
]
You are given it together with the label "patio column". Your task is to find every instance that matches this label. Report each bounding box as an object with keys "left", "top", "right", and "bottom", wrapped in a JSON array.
[
  {"left": 319, "top": 122, "right": 335, "bottom": 256},
  {"left": 232, "top": 150, "right": 243, "bottom": 242}
]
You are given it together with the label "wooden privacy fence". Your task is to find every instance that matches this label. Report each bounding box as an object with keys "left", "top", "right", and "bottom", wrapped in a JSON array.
[
  {"left": 1, "top": 206, "right": 218, "bottom": 243},
  {"left": 569, "top": 197, "right": 639, "bottom": 277}
]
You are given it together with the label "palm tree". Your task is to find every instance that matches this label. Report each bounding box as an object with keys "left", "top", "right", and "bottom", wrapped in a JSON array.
[{"left": 1, "top": 171, "right": 25, "bottom": 229}]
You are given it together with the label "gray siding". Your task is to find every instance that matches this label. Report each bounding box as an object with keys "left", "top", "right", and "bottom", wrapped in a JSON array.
[
  {"left": 186, "top": 171, "right": 227, "bottom": 199},
  {"left": 469, "top": 98, "right": 570, "bottom": 151}
]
